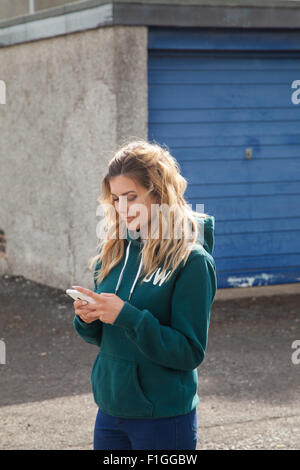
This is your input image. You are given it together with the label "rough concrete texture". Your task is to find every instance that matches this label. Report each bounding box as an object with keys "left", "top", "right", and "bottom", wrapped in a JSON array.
[
  {"left": 0, "top": 274, "right": 299, "bottom": 450},
  {"left": 35, "top": 0, "right": 80, "bottom": 12},
  {"left": 0, "top": 0, "right": 28, "bottom": 21},
  {"left": 0, "top": 25, "right": 148, "bottom": 290}
]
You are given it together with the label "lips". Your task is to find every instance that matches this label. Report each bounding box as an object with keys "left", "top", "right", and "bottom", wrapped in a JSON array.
[{"left": 126, "top": 217, "right": 135, "bottom": 222}]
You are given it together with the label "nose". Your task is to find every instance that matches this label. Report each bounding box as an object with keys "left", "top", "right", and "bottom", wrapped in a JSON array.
[{"left": 118, "top": 196, "right": 128, "bottom": 218}]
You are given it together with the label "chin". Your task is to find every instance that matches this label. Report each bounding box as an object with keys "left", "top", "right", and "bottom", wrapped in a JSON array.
[{"left": 125, "top": 218, "right": 138, "bottom": 229}]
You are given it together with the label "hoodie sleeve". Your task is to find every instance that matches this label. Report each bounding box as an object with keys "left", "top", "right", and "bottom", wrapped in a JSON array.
[
  {"left": 112, "top": 252, "right": 217, "bottom": 371},
  {"left": 73, "top": 260, "right": 103, "bottom": 348}
]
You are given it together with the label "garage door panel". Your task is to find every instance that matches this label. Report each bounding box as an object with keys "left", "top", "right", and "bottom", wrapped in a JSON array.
[
  {"left": 172, "top": 145, "right": 300, "bottom": 161},
  {"left": 193, "top": 195, "right": 300, "bottom": 220},
  {"left": 149, "top": 69, "right": 300, "bottom": 85},
  {"left": 150, "top": 121, "right": 300, "bottom": 138},
  {"left": 150, "top": 83, "right": 294, "bottom": 109},
  {"left": 188, "top": 198, "right": 300, "bottom": 220},
  {"left": 218, "top": 267, "right": 300, "bottom": 288},
  {"left": 158, "top": 134, "right": 300, "bottom": 148},
  {"left": 149, "top": 52, "right": 300, "bottom": 71},
  {"left": 187, "top": 181, "right": 300, "bottom": 198},
  {"left": 211, "top": 217, "right": 300, "bottom": 235},
  {"left": 149, "top": 108, "right": 300, "bottom": 124},
  {"left": 215, "top": 230, "right": 300, "bottom": 258},
  {"left": 217, "top": 252, "right": 300, "bottom": 270},
  {"left": 181, "top": 159, "right": 300, "bottom": 184}
]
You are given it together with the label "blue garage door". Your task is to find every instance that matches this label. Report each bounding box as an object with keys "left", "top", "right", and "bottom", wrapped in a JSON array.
[{"left": 148, "top": 28, "right": 300, "bottom": 288}]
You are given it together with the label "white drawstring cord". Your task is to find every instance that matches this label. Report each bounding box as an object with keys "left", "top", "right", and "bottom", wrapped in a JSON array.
[
  {"left": 128, "top": 252, "right": 144, "bottom": 300},
  {"left": 115, "top": 240, "right": 144, "bottom": 301},
  {"left": 115, "top": 240, "right": 132, "bottom": 295}
]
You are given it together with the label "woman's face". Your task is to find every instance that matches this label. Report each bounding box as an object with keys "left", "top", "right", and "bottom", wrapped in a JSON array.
[{"left": 109, "top": 174, "right": 158, "bottom": 234}]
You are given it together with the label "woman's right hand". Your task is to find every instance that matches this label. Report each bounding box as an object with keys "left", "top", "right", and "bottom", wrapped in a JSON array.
[{"left": 73, "top": 299, "right": 98, "bottom": 323}]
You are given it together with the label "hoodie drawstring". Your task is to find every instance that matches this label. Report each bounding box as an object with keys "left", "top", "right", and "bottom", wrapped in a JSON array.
[
  {"left": 115, "top": 240, "right": 144, "bottom": 301},
  {"left": 128, "top": 255, "right": 144, "bottom": 301}
]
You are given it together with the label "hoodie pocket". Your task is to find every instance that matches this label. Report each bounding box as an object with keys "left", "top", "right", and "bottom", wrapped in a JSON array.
[{"left": 91, "top": 352, "right": 154, "bottom": 418}]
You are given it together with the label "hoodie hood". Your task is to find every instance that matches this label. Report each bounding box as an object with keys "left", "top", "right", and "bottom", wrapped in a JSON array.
[
  {"left": 115, "top": 214, "right": 215, "bottom": 300},
  {"left": 193, "top": 213, "right": 215, "bottom": 255}
]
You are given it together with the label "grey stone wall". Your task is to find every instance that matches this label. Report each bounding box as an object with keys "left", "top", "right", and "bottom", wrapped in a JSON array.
[
  {"left": 0, "top": 0, "right": 28, "bottom": 21},
  {"left": 0, "top": 26, "right": 148, "bottom": 288},
  {"left": 0, "top": 0, "right": 81, "bottom": 21},
  {"left": 35, "top": 0, "right": 80, "bottom": 11}
]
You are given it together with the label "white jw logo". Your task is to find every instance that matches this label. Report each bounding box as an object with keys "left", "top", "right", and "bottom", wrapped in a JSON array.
[{"left": 143, "top": 268, "right": 172, "bottom": 287}]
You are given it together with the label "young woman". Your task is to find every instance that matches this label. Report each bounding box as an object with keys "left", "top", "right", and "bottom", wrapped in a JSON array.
[{"left": 73, "top": 140, "right": 217, "bottom": 450}]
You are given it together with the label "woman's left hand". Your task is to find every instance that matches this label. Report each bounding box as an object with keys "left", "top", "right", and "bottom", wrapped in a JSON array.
[{"left": 72, "top": 286, "right": 125, "bottom": 325}]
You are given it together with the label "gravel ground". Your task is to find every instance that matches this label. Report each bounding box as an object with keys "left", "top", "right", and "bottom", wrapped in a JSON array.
[{"left": 0, "top": 274, "right": 299, "bottom": 450}]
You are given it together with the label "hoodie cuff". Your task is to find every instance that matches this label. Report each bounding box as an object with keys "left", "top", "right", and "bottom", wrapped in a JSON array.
[
  {"left": 74, "top": 314, "right": 98, "bottom": 328},
  {"left": 113, "top": 301, "right": 144, "bottom": 330}
]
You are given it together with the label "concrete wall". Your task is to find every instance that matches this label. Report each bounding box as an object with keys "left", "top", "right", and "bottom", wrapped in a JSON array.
[
  {"left": 35, "top": 0, "right": 80, "bottom": 11},
  {"left": 0, "top": 0, "right": 81, "bottom": 20},
  {"left": 0, "top": 25, "right": 148, "bottom": 289},
  {"left": 0, "top": 0, "right": 28, "bottom": 20}
]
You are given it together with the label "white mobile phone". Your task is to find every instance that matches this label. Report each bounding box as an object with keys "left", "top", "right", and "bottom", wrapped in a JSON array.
[{"left": 66, "top": 289, "right": 96, "bottom": 304}]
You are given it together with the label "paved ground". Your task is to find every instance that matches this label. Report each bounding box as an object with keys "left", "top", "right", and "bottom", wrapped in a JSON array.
[{"left": 0, "top": 274, "right": 299, "bottom": 450}]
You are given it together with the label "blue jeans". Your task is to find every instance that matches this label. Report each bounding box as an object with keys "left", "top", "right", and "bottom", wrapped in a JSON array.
[{"left": 93, "top": 407, "right": 198, "bottom": 450}]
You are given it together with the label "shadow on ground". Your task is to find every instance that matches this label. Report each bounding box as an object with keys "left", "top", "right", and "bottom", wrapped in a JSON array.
[{"left": 0, "top": 274, "right": 299, "bottom": 408}]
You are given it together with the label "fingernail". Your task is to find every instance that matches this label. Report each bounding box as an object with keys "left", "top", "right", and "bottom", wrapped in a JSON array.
[{"left": 81, "top": 301, "right": 88, "bottom": 305}]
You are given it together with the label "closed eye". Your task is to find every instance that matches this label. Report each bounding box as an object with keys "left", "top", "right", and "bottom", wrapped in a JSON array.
[{"left": 113, "top": 195, "right": 137, "bottom": 202}]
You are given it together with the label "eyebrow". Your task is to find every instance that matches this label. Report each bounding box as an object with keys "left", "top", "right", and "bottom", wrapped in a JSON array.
[{"left": 111, "top": 191, "right": 137, "bottom": 197}]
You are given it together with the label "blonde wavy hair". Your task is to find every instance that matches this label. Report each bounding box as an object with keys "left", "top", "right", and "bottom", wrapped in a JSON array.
[{"left": 89, "top": 139, "right": 209, "bottom": 288}]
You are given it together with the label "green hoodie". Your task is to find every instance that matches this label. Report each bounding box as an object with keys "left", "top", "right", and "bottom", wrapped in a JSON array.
[{"left": 73, "top": 214, "right": 217, "bottom": 419}]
